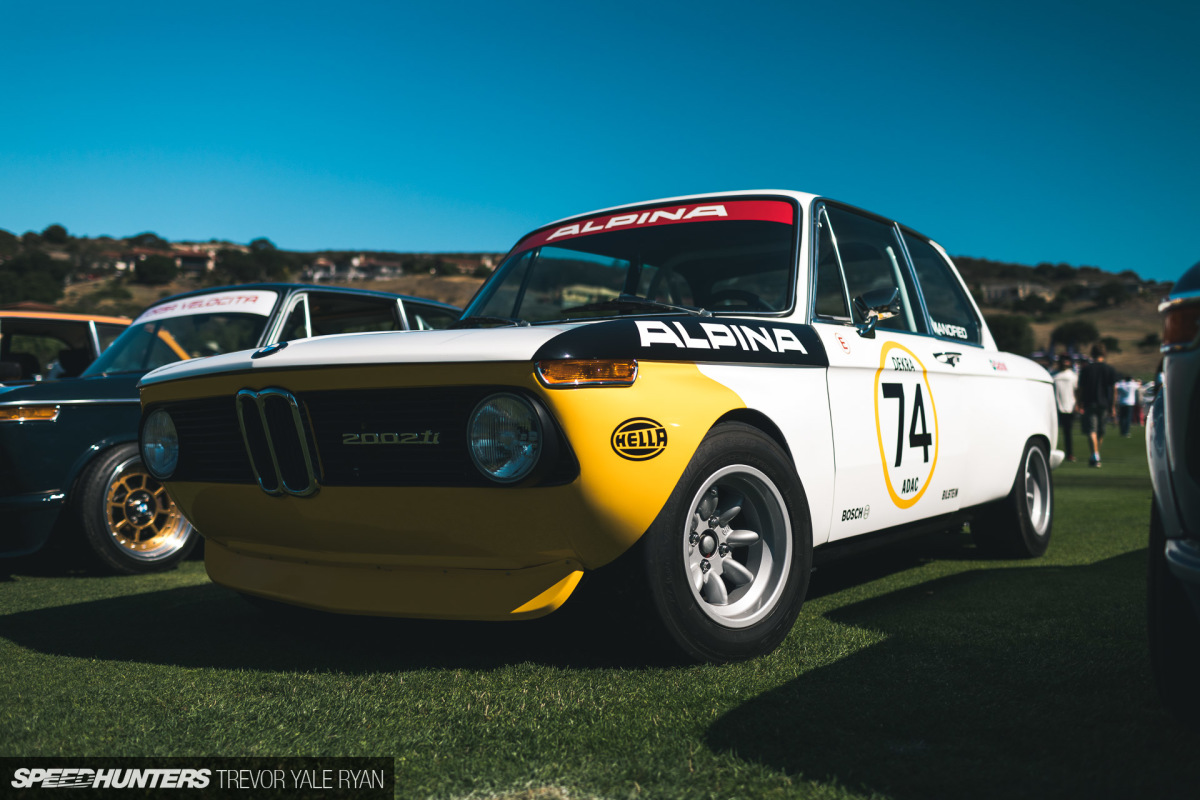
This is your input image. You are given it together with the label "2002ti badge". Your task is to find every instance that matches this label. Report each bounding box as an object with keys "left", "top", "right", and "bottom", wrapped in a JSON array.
[{"left": 138, "top": 191, "right": 1063, "bottom": 661}]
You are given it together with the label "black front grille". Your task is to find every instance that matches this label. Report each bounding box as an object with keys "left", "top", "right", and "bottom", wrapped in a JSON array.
[
  {"left": 168, "top": 397, "right": 253, "bottom": 483},
  {"left": 305, "top": 387, "right": 492, "bottom": 487},
  {"left": 160, "top": 385, "right": 578, "bottom": 489}
]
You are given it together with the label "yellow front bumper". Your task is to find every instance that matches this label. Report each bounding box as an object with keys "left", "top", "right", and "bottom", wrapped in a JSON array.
[
  {"left": 208, "top": 538, "right": 583, "bottom": 620},
  {"left": 148, "top": 360, "right": 746, "bottom": 619}
]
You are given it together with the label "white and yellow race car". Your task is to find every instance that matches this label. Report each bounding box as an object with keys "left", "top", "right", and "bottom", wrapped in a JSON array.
[{"left": 138, "top": 191, "right": 1061, "bottom": 661}]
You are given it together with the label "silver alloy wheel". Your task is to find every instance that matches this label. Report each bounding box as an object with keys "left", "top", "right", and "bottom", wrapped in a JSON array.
[
  {"left": 1024, "top": 446, "right": 1052, "bottom": 536},
  {"left": 104, "top": 457, "right": 194, "bottom": 562},
  {"left": 682, "top": 464, "right": 791, "bottom": 629}
]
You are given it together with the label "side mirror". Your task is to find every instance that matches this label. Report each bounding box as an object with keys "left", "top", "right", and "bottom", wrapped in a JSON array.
[{"left": 852, "top": 287, "right": 900, "bottom": 339}]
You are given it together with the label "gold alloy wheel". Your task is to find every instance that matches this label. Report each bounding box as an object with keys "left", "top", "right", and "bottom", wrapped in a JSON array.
[{"left": 104, "top": 458, "right": 191, "bottom": 558}]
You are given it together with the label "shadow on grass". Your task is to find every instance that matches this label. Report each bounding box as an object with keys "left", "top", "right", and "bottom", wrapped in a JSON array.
[
  {"left": 0, "top": 574, "right": 694, "bottom": 672},
  {"left": 707, "top": 550, "right": 1200, "bottom": 799}
]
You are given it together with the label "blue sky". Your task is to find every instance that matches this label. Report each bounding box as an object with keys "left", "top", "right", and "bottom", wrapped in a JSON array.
[{"left": 1, "top": 0, "right": 1196, "bottom": 281}]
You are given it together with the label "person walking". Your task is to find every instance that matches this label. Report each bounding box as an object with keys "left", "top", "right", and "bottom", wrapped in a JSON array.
[
  {"left": 1076, "top": 343, "right": 1118, "bottom": 467},
  {"left": 1052, "top": 355, "right": 1078, "bottom": 462},
  {"left": 1116, "top": 375, "right": 1139, "bottom": 436}
]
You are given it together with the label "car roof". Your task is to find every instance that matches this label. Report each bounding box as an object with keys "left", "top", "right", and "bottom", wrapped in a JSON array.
[
  {"left": 0, "top": 310, "right": 131, "bottom": 325},
  {"left": 151, "top": 283, "right": 460, "bottom": 311}
]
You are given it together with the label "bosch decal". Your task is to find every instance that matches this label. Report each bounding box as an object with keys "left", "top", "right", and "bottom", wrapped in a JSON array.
[
  {"left": 841, "top": 505, "right": 870, "bottom": 522},
  {"left": 611, "top": 418, "right": 668, "bottom": 461}
]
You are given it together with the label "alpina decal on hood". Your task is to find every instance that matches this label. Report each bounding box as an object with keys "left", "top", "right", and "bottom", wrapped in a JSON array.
[{"left": 532, "top": 316, "right": 828, "bottom": 367}]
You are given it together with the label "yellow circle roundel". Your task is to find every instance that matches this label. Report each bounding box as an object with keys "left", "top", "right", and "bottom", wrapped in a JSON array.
[
  {"left": 872, "top": 342, "right": 939, "bottom": 509},
  {"left": 611, "top": 417, "right": 668, "bottom": 461}
]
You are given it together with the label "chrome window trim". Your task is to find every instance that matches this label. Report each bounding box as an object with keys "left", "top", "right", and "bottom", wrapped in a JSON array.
[
  {"left": 807, "top": 202, "right": 855, "bottom": 325},
  {"left": 396, "top": 298, "right": 411, "bottom": 331},
  {"left": 87, "top": 320, "right": 102, "bottom": 359},
  {"left": 235, "top": 387, "right": 319, "bottom": 497},
  {"left": 0, "top": 398, "right": 139, "bottom": 407}
]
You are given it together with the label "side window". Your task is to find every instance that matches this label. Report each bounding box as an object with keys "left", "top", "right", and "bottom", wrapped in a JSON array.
[
  {"left": 813, "top": 207, "right": 850, "bottom": 319},
  {"left": 902, "top": 232, "right": 982, "bottom": 345},
  {"left": 824, "top": 206, "right": 922, "bottom": 333},
  {"left": 306, "top": 293, "right": 400, "bottom": 337},
  {"left": 278, "top": 298, "right": 310, "bottom": 342},
  {"left": 405, "top": 303, "right": 459, "bottom": 330},
  {"left": 95, "top": 324, "right": 127, "bottom": 351}
]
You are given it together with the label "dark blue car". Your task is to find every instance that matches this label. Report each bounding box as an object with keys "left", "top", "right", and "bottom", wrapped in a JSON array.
[{"left": 0, "top": 283, "right": 460, "bottom": 573}]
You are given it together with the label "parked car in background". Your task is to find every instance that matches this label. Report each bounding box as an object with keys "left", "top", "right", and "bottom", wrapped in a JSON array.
[
  {"left": 0, "top": 309, "right": 130, "bottom": 383},
  {"left": 137, "top": 191, "right": 1061, "bottom": 661},
  {"left": 1147, "top": 260, "right": 1200, "bottom": 726},
  {"left": 0, "top": 284, "right": 460, "bottom": 574}
]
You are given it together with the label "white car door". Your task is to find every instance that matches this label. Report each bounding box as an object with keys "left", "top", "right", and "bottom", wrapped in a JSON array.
[{"left": 809, "top": 203, "right": 965, "bottom": 543}]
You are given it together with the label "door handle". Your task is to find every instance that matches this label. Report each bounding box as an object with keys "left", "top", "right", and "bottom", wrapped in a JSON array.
[{"left": 934, "top": 352, "right": 962, "bottom": 367}]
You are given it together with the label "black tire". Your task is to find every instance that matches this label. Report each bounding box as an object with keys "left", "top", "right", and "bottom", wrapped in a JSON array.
[
  {"left": 1148, "top": 496, "right": 1200, "bottom": 727},
  {"left": 76, "top": 443, "right": 197, "bottom": 574},
  {"left": 641, "top": 422, "right": 811, "bottom": 662},
  {"left": 973, "top": 438, "right": 1053, "bottom": 558}
]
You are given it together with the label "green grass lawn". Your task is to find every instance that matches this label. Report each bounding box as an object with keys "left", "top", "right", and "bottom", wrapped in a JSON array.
[{"left": 2, "top": 427, "right": 1196, "bottom": 799}]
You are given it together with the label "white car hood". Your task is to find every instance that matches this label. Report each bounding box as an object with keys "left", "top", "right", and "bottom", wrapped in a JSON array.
[{"left": 139, "top": 325, "right": 577, "bottom": 387}]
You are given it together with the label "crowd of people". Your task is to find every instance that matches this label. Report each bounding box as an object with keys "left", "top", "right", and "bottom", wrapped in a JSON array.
[{"left": 1050, "top": 343, "right": 1160, "bottom": 468}]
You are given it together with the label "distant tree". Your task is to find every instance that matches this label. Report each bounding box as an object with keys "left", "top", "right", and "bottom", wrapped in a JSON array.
[
  {"left": 127, "top": 231, "right": 170, "bottom": 250},
  {"left": 21, "top": 231, "right": 41, "bottom": 248},
  {"left": 1011, "top": 294, "right": 1052, "bottom": 316},
  {"left": 134, "top": 254, "right": 178, "bottom": 285},
  {"left": 0, "top": 229, "right": 17, "bottom": 257},
  {"left": 1118, "top": 270, "right": 1141, "bottom": 281},
  {"left": 985, "top": 314, "right": 1034, "bottom": 354},
  {"left": 1051, "top": 319, "right": 1100, "bottom": 348},
  {"left": 1053, "top": 264, "right": 1077, "bottom": 281},
  {"left": 0, "top": 251, "right": 71, "bottom": 304},
  {"left": 1094, "top": 280, "right": 1131, "bottom": 307},
  {"left": 1138, "top": 332, "right": 1161, "bottom": 351},
  {"left": 41, "top": 223, "right": 68, "bottom": 245},
  {"left": 248, "top": 237, "right": 276, "bottom": 252},
  {"left": 1100, "top": 335, "right": 1121, "bottom": 353},
  {"left": 472, "top": 264, "right": 492, "bottom": 279},
  {"left": 215, "top": 249, "right": 265, "bottom": 283},
  {"left": 1055, "top": 284, "right": 1085, "bottom": 303}
]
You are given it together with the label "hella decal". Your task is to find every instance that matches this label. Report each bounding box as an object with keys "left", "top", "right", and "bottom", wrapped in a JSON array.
[
  {"left": 636, "top": 320, "right": 808, "bottom": 353},
  {"left": 611, "top": 418, "right": 667, "bottom": 461}
]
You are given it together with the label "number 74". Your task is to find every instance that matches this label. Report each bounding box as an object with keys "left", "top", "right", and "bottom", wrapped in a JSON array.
[{"left": 880, "top": 382, "right": 933, "bottom": 467}]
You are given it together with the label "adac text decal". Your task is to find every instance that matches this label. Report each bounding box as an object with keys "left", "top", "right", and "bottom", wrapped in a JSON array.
[
  {"left": 611, "top": 418, "right": 667, "bottom": 461},
  {"left": 517, "top": 200, "right": 794, "bottom": 249},
  {"left": 532, "top": 316, "right": 829, "bottom": 367}
]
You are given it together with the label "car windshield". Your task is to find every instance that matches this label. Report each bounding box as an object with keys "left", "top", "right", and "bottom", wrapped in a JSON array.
[
  {"left": 83, "top": 312, "right": 269, "bottom": 376},
  {"left": 463, "top": 199, "right": 797, "bottom": 324}
]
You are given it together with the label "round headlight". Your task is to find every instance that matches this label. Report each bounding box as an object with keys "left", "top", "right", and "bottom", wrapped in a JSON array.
[
  {"left": 468, "top": 393, "right": 542, "bottom": 483},
  {"left": 141, "top": 408, "right": 179, "bottom": 479}
]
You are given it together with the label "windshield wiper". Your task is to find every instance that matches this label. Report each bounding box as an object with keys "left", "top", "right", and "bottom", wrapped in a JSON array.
[
  {"left": 562, "top": 294, "right": 711, "bottom": 318},
  {"left": 449, "top": 315, "right": 531, "bottom": 329}
]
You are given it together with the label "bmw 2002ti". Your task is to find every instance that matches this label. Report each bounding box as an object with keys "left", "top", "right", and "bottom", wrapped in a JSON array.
[
  {"left": 1, "top": 284, "right": 459, "bottom": 574},
  {"left": 138, "top": 192, "right": 1062, "bottom": 660}
]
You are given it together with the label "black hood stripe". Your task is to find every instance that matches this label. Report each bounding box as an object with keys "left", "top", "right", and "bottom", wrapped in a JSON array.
[{"left": 531, "top": 316, "right": 828, "bottom": 367}]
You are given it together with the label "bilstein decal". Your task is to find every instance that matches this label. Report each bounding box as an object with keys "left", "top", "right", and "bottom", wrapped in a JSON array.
[{"left": 611, "top": 417, "right": 667, "bottom": 461}]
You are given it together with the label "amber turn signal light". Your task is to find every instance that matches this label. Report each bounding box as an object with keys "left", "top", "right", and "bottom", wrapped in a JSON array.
[
  {"left": 1161, "top": 299, "right": 1200, "bottom": 351},
  {"left": 0, "top": 405, "right": 60, "bottom": 422},
  {"left": 536, "top": 359, "right": 638, "bottom": 387}
]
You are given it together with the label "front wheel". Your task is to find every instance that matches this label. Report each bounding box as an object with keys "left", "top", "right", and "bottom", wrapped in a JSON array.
[
  {"left": 973, "top": 438, "right": 1053, "bottom": 558},
  {"left": 642, "top": 422, "right": 811, "bottom": 662},
  {"left": 76, "top": 443, "right": 197, "bottom": 573}
]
